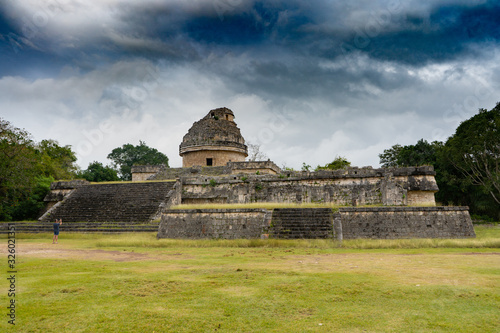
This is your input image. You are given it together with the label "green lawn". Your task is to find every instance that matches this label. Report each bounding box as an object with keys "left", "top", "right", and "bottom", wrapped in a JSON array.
[{"left": 1, "top": 226, "right": 499, "bottom": 332}]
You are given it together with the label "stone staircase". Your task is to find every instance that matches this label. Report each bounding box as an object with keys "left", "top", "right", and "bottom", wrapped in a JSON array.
[
  {"left": 40, "top": 182, "right": 175, "bottom": 222},
  {"left": 269, "top": 208, "right": 334, "bottom": 239},
  {"left": 0, "top": 221, "right": 159, "bottom": 234}
]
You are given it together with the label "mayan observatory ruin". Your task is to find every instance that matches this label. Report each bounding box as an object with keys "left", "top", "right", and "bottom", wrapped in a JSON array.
[{"left": 39, "top": 107, "right": 475, "bottom": 239}]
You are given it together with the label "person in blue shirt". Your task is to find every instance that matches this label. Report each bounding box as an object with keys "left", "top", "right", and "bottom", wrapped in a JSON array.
[{"left": 53, "top": 219, "right": 62, "bottom": 244}]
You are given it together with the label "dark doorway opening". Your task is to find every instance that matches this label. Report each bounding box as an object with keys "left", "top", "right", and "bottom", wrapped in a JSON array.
[{"left": 206, "top": 158, "right": 213, "bottom": 166}]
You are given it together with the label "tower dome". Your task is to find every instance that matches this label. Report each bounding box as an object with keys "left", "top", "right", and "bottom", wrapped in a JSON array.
[{"left": 179, "top": 107, "right": 248, "bottom": 167}]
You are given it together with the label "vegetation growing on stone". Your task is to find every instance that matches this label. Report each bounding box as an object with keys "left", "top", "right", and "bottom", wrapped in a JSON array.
[{"left": 316, "top": 156, "right": 351, "bottom": 170}]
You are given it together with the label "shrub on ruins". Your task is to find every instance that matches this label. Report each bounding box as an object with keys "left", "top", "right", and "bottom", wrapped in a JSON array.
[
  {"left": 107, "top": 141, "right": 169, "bottom": 181},
  {"left": 77, "top": 161, "right": 120, "bottom": 182},
  {"left": 315, "top": 156, "right": 351, "bottom": 171}
]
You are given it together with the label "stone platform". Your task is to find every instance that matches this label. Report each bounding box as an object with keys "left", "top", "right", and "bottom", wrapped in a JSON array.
[{"left": 157, "top": 206, "right": 475, "bottom": 240}]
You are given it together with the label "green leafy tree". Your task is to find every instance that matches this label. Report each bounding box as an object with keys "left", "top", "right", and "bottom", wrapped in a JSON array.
[
  {"left": 9, "top": 176, "right": 54, "bottom": 221},
  {"left": 379, "top": 139, "right": 442, "bottom": 168},
  {"left": 316, "top": 156, "right": 351, "bottom": 170},
  {"left": 378, "top": 144, "right": 403, "bottom": 168},
  {"left": 77, "top": 161, "right": 120, "bottom": 182},
  {"left": 107, "top": 141, "right": 169, "bottom": 180},
  {"left": 0, "top": 118, "right": 80, "bottom": 220},
  {"left": 443, "top": 104, "right": 500, "bottom": 206},
  {"left": 0, "top": 119, "right": 39, "bottom": 220},
  {"left": 36, "top": 139, "right": 78, "bottom": 180}
]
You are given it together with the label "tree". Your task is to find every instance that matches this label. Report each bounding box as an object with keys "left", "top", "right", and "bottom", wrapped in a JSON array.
[
  {"left": 379, "top": 139, "right": 442, "bottom": 168},
  {"left": 77, "top": 161, "right": 119, "bottom": 182},
  {"left": 0, "top": 118, "right": 80, "bottom": 220},
  {"left": 316, "top": 156, "right": 351, "bottom": 170},
  {"left": 443, "top": 104, "right": 500, "bottom": 205},
  {"left": 247, "top": 142, "right": 268, "bottom": 161},
  {"left": 0, "top": 119, "right": 41, "bottom": 220},
  {"left": 36, "top": 139, "right": 78, "bottom": 180},
  {"left": 8, "top": 176, "right": 54, "bottom": 221},
  {"left": 107, "top": 141, "right": 169, "bottom": 180},
  {"left": 378, "top": 144, "right": 403, "bottom": 168}
]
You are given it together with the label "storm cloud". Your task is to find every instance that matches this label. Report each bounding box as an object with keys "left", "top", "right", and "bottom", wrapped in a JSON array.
[{"left": 1, "top": 0, "right": 499, "bottom": 169}]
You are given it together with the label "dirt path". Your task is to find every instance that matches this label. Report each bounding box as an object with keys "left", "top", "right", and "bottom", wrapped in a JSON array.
[
  {"left": 14, "top": 243, "right": 155, "bottom": 262},
  {"left": 8, "top": 242, "right": 500, "bottom": 264}
]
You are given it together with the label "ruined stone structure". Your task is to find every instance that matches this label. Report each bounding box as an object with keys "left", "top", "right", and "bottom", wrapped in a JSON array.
[
  {"left": 171, "top": 166, "right": 438, "bottom": 206},
  {"left": 131, "top": 165, "right": 163, "bottom": 182},
  {"left": 132, "top": 108, "right": 438, "bottom": 206},
  {"left": 158, "top": 209, "right": 272, "bottom": 239},
  {"left": 40, "top": 180, "right": 175, "bottom": 222},
  {"left": 179, "top": 107, "right": 248, "bottom": 167},
  {"left": 40, "top": 106, "right": 475, "bottom": 240},
  {"left": 338, "top": 206, "right": 475, "bottom": 239},
  {"left": 131, "top": 161, "right": 280, "bottom": 182},
  {"left": 157, "top": 207, "right": 475, "bottom": 240}
]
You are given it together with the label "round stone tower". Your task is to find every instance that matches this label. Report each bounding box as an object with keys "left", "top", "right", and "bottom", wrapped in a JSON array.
[{"left": 179, "top": 107, "right": 248, "bottom": 167}]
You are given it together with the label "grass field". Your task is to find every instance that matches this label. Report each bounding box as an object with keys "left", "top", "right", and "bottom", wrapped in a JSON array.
[{"left": 1, "top": 226, "right": 499, "bottom": 332}]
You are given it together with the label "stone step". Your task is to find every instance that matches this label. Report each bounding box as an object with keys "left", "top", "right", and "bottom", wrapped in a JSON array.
[
  {"left": 41, "top": 181, "right": 175, "bottom": 222},
  {"left": 1, "top": 221, "right": 159, "bottom": 233},
  {"left": 0, "top": 226, "right": 158, "bottom": 233},
  {"left": 270, "top": 208, "right": 334, "bottom": 239},
  {"left": 0, "top": 229, "right": 157, "bottom": 234}
]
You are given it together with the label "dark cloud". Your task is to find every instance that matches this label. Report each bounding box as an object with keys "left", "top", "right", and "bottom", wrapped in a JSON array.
[
  {"left": 360, "top": 2, "right": 500, "bottom": 65},
  {"left": 1, "top": 0, "right": 499, "bottom": 75},
  {"left": 0, "top": 1, "right": 499, "bottom": 168}
]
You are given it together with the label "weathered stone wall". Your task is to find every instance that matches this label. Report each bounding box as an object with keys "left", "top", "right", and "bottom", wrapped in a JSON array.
[
  {"left": 182, "top": 148, "right": 247, "bottom": 167},
  {"left": 228, "top": 161, "right": 281, "bottom": 175},
  {"left": 407, "top": 191, "right": 436, "bottom": 206},
  {"left": 339, "top": 206, "right": 475, "bottom": 239},
  {"left": 144, "top": 161, "right": 282, "bottom": 180},
  {"left": 157, "top": 206, "right": 475, "bottom": 239},
  {"left": 180, "top": 175, "right": 388, "bottom": 206},
  {"left": 158, "top": 209, "right": 271, "bottom": 239},
  {"left": 178, "top": 166, "right": 438, "bottom": 206},
  {"left": 131, "top": 165, "right": 163, "bottom": 181},
  {"left": 148, "top": 165, "right": 232, "bottom": 180}
]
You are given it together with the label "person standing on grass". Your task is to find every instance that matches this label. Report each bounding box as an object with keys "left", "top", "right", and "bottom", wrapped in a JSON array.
[{"left": 53, "top": 219, "right": 62, "bottom": 244}]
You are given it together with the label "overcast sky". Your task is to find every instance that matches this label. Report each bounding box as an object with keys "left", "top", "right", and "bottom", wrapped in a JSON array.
[{"left": 1, "top": 0, "right": 499, "bottom": 170}]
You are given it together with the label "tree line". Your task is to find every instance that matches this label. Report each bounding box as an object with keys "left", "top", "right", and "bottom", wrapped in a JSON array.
[{"left": 0, "top": 119, "right": 168, "bottom": 221}]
